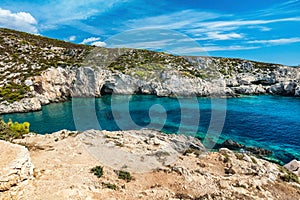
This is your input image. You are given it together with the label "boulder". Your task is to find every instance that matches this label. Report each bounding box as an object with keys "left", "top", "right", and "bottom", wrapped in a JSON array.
[
  {"left": 0, "top": 140, "right": 34, "bottom": 192},
  {"left": 284, "top": 159, "right": 300, "bottom": 177},
  {"left": 0, "top": 97, "right": 41, "bottom": 114},
  {"left": 221, "top": 139, "right": 244, "bottom": 150},
  {"left": 244, "top": 146, "right": 272, "bottom": 156}
]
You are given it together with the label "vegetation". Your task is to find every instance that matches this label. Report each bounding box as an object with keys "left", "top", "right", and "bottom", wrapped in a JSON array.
[
  {"left": 0, "top": 83, "right": 31, "bottom": 103},
  {"left": 117, "top": 170, "right": 132, "bottom": 182},
  {"left": 250, "top": 156, "right": 258, "bottom": 164},
  {"left": 90, "top": 166, "right": 104, "bottom": 178},
  {"left": 279, "top": 166, "right": 299, "bottom": 184},
  {"left": 103, "top": 48, "right": 215, "bottom": 80},
  {"left": 0, "top": 28, "right": 92, "bottom": 103},
  {"left": 101, "top": 182, "right": 118, "bottom": 190},
  {"left": 221, "top": 152, "right": 230, "bottom": 163},
  {"left": 183, "top": 148, "right": 201, "bottom": 156},
  {"left": 0, "top": 118, "right": 30, "bottom": 141},
  {"left": 234, "top": 152, "right": 245, "bottom": 160}
]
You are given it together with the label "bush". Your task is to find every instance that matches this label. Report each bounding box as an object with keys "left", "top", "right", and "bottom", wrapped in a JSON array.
[
  {"left": 222, "top": 153, "right": 230, "bottom": 163},
  {"left": 279, "top": 166, "right": 299, "bottom": 184},
  {"left": 0, "top": 118, "right": 30, "bottom": 141},
  {"left": 234, "top": 152, "right": 244, "bottom": 160},
  {"left": 280, "top": 173, "right": 299, "bottom": 184},
  {"left": 90, "top": 166, "right": 103, "bottom": 178},
  {"left": 250, "top": 156, "right": 257, "bottom": 164},
  {"left": 118, "top": 170, "right": 132, "bottom": 182},
  {"left": 102, "top": 182, "right": 118, "bottom": 190}
]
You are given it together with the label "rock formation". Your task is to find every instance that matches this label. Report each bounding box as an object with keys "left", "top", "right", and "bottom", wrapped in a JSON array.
[
  {"left": 284, "top": 159, "right": 300, "bottom": 177},
  {"left": 0, "top": 140, "right": 34, "bottom": 193},
  {"left": 0, "top": 129, "right": 299, "bottom": 199},
  {"left": 0, "top": 28, "right": 300, "bottom": 114}
]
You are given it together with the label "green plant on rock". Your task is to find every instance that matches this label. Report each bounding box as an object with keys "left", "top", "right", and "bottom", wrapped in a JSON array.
[
  {"left": 279, "top": 166, "right": 299, "bottom": 184},
  {"left": 90, "top": 165, "right": 103, "bottom": 178},
  {"left": 0, "top": 83, "right": 30, "bottom": 103},
  {"left": 250, "top": 156, "right": 257, "bottom": 164},
  {"left": 117, "top": 170, "right": 132, "bottom": 182},
  {"left": 234, "top": 152, "right": 244, "bottom": 160},
  {"left": 102, "top": 182, "right": 118, "bottom": 190},
  {"left": 222, "top": 152, "right": 230, "bottom": 163},
  {"left": 0, "top": 118, "right": 30, "bottom": 141}
]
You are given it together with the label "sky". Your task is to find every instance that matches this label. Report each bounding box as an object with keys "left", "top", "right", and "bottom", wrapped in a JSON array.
[{"left": 0, "top": 0, "right": 300, "bottom": 66}]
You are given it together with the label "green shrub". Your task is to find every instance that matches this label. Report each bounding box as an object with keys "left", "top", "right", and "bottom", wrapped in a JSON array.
[
  {"left": 250, "top": 156, "right": 257, "bottom": 164},
  {"left": 0, "top": 118, "right": 30, "bottom": 141},
  {"left": 234, "top": 152, "right": 244, "bottom": 160},
  {"left": 279, "top": 166, "right": 299, "bottom": 184},
  {"left": 183, "top": 148, "right": 201, "bottom": 156},
  {"left": 102, "top": 182, "right": 118, "bottom": 190},
  {"left": 222, "top": 153, "right": 230, "bottom": 163},
  {"left": 118, "top": 170, "right": 132, "bottom": 182},
  {"left": 280, "top": 173, "right": 299, "bottom": 184},
  {"left": 90, "top": 166, "right": 103, "bottom": 178}
]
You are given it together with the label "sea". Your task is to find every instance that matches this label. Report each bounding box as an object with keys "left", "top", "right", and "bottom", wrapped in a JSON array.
[{"left": 1, "top": 95, "right": 299, "bottom": 164}]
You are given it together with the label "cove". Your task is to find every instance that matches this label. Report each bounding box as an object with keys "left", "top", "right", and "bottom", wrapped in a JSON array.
[{"left": 1, "top": 95, "right": 299, "bottom": 164}]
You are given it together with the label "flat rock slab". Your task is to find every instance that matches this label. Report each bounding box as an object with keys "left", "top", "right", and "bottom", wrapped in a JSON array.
[
  {"left": 0, "top": 140, "right": 34, "bottom": 192},
  {"left": 0, "top": 140, "right": 21, "bottom": 170}
]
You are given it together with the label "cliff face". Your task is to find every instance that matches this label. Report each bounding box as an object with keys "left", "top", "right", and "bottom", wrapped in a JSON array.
[{"left": 0, "top": 28, "right": 299, "bottom": 114}]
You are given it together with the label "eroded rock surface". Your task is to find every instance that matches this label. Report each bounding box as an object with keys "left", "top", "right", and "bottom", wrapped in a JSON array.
[
  {"left": 1, "top": 129, "right": 299, "bottom": 200},
  {"left": 1, "top": 31, "right": 300, "bottom": 114},
  {"left": 0, "top": 140, "right": 34, "bottom": 196}
]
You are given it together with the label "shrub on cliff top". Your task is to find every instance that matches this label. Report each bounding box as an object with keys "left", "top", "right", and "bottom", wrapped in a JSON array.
[
  {"left": 0, "top": 118, "right": 30, "bottom": 141},
  {"left": 117, "top": 170, "right": 132, "bottom": 182},
  {"left": 91, "top": 165, "right": 103, "bottom": 178}
]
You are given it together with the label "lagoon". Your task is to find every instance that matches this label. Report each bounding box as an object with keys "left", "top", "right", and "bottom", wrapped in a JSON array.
[{"left": 1, "top": 95, "right": 299, "bottom": 164}]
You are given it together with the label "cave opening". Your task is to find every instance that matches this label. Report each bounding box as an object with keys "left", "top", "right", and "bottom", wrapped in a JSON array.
[{"left": 100, "top": 84, "right": 114, "bottom": 95}]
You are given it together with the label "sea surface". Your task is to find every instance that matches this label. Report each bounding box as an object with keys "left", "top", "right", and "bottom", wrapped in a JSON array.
[{"left": 1, "top": 95, "right": 299, "bottom": 164}]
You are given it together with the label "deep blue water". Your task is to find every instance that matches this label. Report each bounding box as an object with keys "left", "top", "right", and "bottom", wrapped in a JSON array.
[{"left": 1, "top": 95, "right": 299, "bottom": 164}]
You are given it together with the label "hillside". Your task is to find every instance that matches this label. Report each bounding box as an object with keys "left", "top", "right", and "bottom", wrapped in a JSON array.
[
  {"left": 0, "top": 28, "right": 91, "bottom": 103},
  {"left": 0, "top": 28, "right": 299, "bottom": 114}
]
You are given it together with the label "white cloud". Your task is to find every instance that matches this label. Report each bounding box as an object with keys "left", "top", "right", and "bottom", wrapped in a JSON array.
[
  {"left": 172, "top": 45, "right": 259, "bottom": 54},
  {"left": 193, "top": 17, "right": 300, "bottom": 31},
  {"left": 91, "top": 41, "right": 107, "bottom": 47},
  {"left": 247, "top": 37, "right": 300, "bottom": 45},
  {"left": 204, "top": 45, "right": 259, "bottom": 51},
  {"left": 0, "top": 8, "right": 38, "bottom": 33},
  {"left": 205, "top": 32, "right": 243, "bottom": 40},
  {"left": 127, "top": 10, "right": 222, "bottom": 30},
  {"left": 68, "top": 35, "right": 76, "bottom": 41},
  {"left": 81, "top": 37, "right": 101, "bottom": 44},
  {"left": 80, "top": 36, "right": 106, "bottom": 47},
  {"left": 247, "top": 26, "right": 271, "bottom": 32}
]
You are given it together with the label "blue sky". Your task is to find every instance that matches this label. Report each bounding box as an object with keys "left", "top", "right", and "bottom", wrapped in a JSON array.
[{"left": 0, "top": 0, "right": 300, "bottom": 65}]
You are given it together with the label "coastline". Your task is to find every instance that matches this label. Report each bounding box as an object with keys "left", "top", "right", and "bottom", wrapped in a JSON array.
[
  {"left": 1, "top": 129, "right": 299, "bottom": 199},
  {"left": 1, "top": 94, "right": 299, "bottom": 165}
]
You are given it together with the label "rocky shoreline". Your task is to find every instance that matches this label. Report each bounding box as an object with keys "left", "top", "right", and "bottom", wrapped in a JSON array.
[
  {"left": 0, "top": 63, "right": 299, "bottom": 114},
  {"left": 0, "top": 129, "right": 299, "bottom": 199},
  {"left": 1, "top": 28, "right": 299, "bottom": 114}
]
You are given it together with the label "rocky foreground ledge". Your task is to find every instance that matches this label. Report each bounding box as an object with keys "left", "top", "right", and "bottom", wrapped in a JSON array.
[{"left": 1, "top": 129, "right": 299, "bottom": 200}]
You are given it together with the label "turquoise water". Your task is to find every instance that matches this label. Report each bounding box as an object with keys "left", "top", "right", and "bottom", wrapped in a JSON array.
[{"left": 1, "top": 95, "right": 299, "bottom": 164}]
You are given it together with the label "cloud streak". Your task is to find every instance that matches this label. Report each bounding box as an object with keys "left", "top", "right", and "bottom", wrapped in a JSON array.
[
  {"left": 247, "top": 38, "right": 300, "bottom": 45},
  {"left": 36, "top": 0, "right": 131, "bottom": 31}
]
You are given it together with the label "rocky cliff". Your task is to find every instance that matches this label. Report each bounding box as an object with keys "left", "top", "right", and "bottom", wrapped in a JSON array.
[
  {"left": 0, "top": 129, "right": 299, "bottom": 199},
  {"left": 0, "top": 28, "right": 299, "bottom": 114}
]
